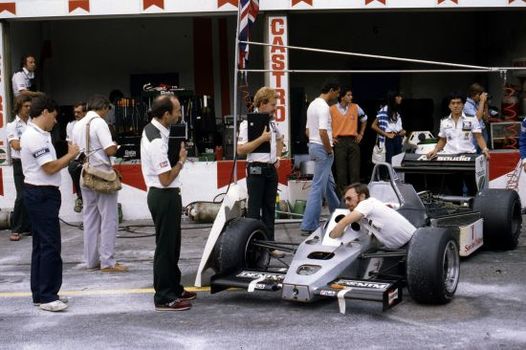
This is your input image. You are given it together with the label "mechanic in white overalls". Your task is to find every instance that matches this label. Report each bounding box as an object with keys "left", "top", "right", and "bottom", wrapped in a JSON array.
[
  {"left": 329, "top": 183, "right": 415, "bottom": 249},
  {"left": 426, "top": 92, "right": 490, "bottom": 196}
]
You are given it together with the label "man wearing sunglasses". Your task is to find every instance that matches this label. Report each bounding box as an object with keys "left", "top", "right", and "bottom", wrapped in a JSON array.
[{"left": 329, "top": 183, "right": 415, "bottom": 249}]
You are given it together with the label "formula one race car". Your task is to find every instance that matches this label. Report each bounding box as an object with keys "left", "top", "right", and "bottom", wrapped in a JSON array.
[{"left": 195, "top": 163, "right": 521, "bottom": 313}]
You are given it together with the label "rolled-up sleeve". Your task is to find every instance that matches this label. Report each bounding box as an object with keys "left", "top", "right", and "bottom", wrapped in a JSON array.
[{"left": 150, "top": 139, "right": 172, "bottom": 175}]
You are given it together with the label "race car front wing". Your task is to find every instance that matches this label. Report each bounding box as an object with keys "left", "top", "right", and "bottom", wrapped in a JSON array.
[
  {"left": 313, "top": 278, "right": 403, "bottom": 312},
  {"left": 211, "top": 270, "right": 403, "bottom": 312}
]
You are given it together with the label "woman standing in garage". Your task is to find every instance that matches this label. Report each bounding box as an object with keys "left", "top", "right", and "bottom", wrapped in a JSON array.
[{"left": 371, "top": 91, "right": 406, "bottom": 163}]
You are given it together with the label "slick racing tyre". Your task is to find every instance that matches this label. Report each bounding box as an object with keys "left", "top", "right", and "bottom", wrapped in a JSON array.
[
  {"left": 406, "top": 227, "right": 460, "bottom": 304},
  {"left": 473, "top": 189, "right": 522, "bottom": 250},
  {"left": 212, "top": 218, "right": 270, "bottom": 274}
]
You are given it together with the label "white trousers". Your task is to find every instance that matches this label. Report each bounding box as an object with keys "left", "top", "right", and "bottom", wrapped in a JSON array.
[{"left": 80, "top": 186, "right": 118, "bottom": 269}]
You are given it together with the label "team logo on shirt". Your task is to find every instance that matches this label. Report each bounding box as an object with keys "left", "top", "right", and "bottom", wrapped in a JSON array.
[
  {"left": 159, "top": 161, "right": 169, "bottom": 168},
  {"left": 33, "top": 148, "right": 50, "bottom": 158},
  {"left": 462, "top": 121, "right": 472, "bottom": 130}
]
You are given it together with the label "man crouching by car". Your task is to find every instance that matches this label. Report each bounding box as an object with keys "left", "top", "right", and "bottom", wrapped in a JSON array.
[{"left": 329, "top": 183, "right": 415, "bottom": 249}]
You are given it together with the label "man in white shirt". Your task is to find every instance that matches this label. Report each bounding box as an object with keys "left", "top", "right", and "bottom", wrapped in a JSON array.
[
  {"left": 66, "top": 102, "right": 87, "bottom": 213},
  {"left": 12, "top": 55, "right": 41, "bottom": 97},
  {"left": 20, "top": 95, "right": 79, "bottom": 312},
  {"left": 427, "top": 92, "right": 490, "bottom": 195},
  {"left": 300, "top": 80, "right": 341, "bottom": 236},
  {"left": 6, "top": 95, "right": 32, "bottom": 241},
  {"left": 72, "top": 95, "right": 125, "bottom": 273},
  {"left": 329, "top": 183, "right": 415, "bottom": 249},
  {"left": 237, "top": 87, "right": 284, "bottom": 244},
  {"left": 141, "top": 95, "right": 196, "bottom": 312}
]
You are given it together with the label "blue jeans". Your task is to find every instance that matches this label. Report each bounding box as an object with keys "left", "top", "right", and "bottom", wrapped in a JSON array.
[
  {"left": 385, "top": 135, "right": 403, "bottom": 164},
  {"left": 300, "top": 143, "right": 340, "bottom": 231}
]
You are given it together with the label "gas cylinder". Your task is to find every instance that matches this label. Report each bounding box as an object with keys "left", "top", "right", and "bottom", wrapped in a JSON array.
[
  {"left": 0, "top": 210, "right": 12, "bottom": 230},
  {"left": 187, "top": 202, "right": 222, "bottom": 223}
]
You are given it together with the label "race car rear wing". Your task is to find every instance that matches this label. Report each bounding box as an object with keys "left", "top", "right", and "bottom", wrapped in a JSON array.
[
  {"left": 396, "top": 153, "right": 479, "bottom": 172},
  {"left": 392, "top": 152, "right": 488, "bottom": 192}
]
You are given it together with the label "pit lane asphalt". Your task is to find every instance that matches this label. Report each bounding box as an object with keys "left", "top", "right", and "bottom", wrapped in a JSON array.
[{"left": 1, "top": 218, "right": 525, "bottom": 350}]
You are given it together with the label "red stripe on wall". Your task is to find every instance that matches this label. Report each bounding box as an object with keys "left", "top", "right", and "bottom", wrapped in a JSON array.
[
  {"left": 218, "top": 18, "right": 231, "bottom": 117},
  {"left": 193, "top": 18, "right": 214, "bottom": 96},
  {"left": 489, "top": 151, "right": 520, "bottom": 181},
  {"left": 114, "top": 164, "right": 147, "bottom": 191}
]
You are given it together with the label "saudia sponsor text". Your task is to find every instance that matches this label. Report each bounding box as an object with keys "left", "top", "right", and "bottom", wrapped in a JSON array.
[{"left": 417, "top": 155, "right": 472, "bottom": 162}]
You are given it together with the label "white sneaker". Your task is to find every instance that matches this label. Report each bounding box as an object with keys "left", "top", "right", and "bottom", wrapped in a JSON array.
[
  {"left": 34, "top": 296, "right": 69, "bottom": 306},
  {"left": 39, "top": 300, "right": 68, "bottom": 312}
]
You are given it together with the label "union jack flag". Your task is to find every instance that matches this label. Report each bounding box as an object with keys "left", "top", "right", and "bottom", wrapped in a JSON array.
[{"left": 238, "top": 0, "right": 259, "bottom": 69}]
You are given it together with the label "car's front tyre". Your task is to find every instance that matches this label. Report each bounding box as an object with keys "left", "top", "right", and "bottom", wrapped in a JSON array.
[
  {"left": 406, "top": 227, "right": 460, "bottom": 304},
  {"left": 211, "top": 218, "right": 270, "bottom": 275}
]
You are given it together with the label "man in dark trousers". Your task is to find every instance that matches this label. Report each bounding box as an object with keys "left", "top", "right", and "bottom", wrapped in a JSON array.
[
  {"left": 330, "top": 87, "right": 368, "bottom": 195},
  {"left": 237, "top": 87, "right": 284, "bottom": 256},
  {"left": 20, "top": 95, "right": 79, "bottom": 311},
  {"left": 66, "top": 102, "right": 87, "bottom": 213},
  {"left": 6, "top": 94, "right": 33, "bottom": 241},
  {"left": 140, "top": 95, "right": 196, "bottom": 311}
]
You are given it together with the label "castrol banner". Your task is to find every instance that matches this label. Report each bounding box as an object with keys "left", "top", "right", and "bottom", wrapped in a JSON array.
[{"left": 265, "top": 15, "right": 290, "bottom": 153}]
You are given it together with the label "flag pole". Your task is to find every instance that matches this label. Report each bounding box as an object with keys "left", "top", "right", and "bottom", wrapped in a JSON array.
[{"left": 232, "top": 2, "right": 242, "bottom": 184}]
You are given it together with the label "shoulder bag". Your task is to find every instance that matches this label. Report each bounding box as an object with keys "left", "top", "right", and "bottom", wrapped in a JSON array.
[
  {"left": 80, "top": 117, "right": 122, "bottom": 193},
  {"left": 371, "top": 136, "right": 386, "bottom": 164}
]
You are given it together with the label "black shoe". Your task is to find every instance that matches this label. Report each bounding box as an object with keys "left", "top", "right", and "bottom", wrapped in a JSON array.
[{"left": 301, "top": 230, "right": 313, "bottom": 237}]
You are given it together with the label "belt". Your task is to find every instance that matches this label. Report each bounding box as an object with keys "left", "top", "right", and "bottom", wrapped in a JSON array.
[
  {"left": 12, "top": 158, "right": 21, "bottom": 163},
  {"left": 248, "top": 162, "right": 275, "bottom": 168},
  {"left": 337, "top": 135, "right": 357, "bottom": 139},
  {"left": 24, "top": 183, "right": 59, "bottom": 190},
  {"left": 150, "top": 187, "right": 180, "bottom": 194}
]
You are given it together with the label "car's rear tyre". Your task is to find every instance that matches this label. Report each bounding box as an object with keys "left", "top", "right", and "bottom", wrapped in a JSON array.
[
  {"left": 211, "top": 218, "right": 270, "bottom": 274},
  {"left": 406, "top": 227, "right": 460, "bottom": 304},
  {"left": 473, "top": 189, "right": 522, "bottom": 250}
]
